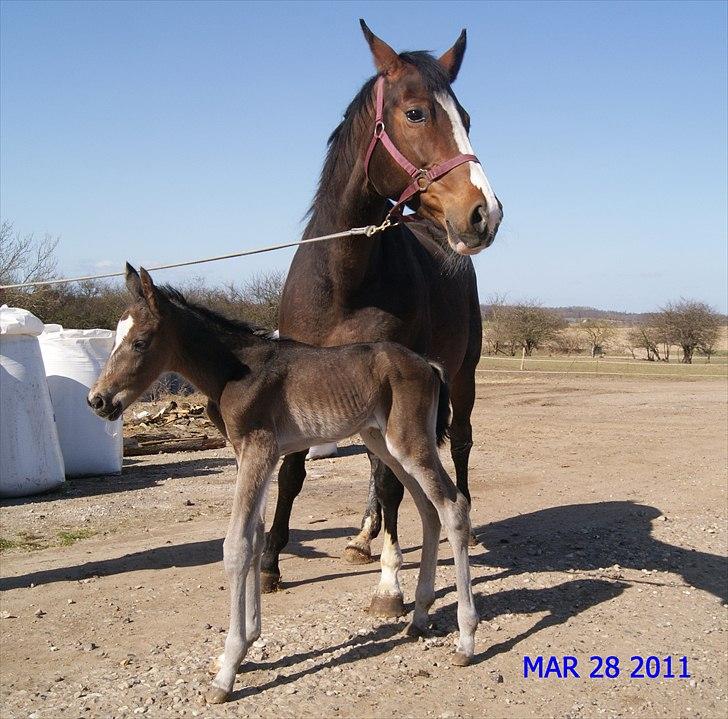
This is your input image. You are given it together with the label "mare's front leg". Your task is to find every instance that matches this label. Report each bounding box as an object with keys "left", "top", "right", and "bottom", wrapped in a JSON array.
[
  {"left": 207, "top": 435, "right": 278, "bottom": 705},
  {"left": 343, "top": 451, "right": 383, "bottom": 564},
  {"left": 260, "top": 450, "right": 307, "bottom": 592}
]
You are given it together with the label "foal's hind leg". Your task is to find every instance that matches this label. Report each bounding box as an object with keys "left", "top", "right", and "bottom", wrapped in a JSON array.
[
  {"left": 396, "top": 448, "right": 478, "bottom": 664},
  {"left": 261, "top": 450, "right": 307, "bottom": 592},
  {"left": 343, "top": 451, "right": 383, "bottom": 564},
  {"left": 378, "top": 424, "right": 478, "bottom": 665}
]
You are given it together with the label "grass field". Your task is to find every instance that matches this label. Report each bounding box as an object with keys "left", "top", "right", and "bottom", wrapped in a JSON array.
[{"left": 478, "top": 354, "right": 728, "bottom": 378}]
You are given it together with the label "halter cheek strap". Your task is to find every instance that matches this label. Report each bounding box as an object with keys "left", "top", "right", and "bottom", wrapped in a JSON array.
[{"left": 364, "top": 75, "right": 480, "bottom": 219}]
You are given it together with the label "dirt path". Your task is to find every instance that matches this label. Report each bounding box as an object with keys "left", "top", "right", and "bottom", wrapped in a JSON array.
[{"left": 1, "top": 375, "right": 726, "bottom": 718}]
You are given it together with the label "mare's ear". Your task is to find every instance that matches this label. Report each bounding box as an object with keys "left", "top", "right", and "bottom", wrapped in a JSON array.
[
  {"left": 438, "top": 29, "right": 467, "bottom": 83},
  {"left": 138, "top": 267, "right": 161, "bottom": 316},
  {"left": 125, "top": 262, "right": 143, "bottom": 298},
  {"left": 360, "top": 19, "right": 403, "bottom": 76}
]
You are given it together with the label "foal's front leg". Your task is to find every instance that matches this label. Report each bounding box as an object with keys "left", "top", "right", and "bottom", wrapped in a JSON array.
[{"left": 207, "top": 437, "right": 278, "bottom": 705}]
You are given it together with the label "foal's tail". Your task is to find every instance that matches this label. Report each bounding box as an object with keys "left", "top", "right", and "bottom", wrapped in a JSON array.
[{"left": 428, "top": 362, "right": 452, "bottom": 447}]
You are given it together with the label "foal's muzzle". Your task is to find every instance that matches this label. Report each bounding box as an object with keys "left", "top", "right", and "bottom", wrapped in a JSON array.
[{"left": 87, "top": 392, "right": 123, "bottom": 421}]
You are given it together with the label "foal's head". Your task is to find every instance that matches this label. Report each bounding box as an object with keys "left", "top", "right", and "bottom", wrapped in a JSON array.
[
  {"left": 360, "top": 20, "right": 502, "bottom": 254},
  {"left": 88, "top": 264, "right": 173, "bottom": 420}
]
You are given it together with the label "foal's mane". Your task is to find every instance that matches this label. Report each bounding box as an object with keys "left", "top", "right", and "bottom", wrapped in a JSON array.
[
  {"left": 307, "top": 51, "right": 452, "bottom": 223},
  {"left": 158, "top": 286, "right": 275, "bottom": 343}
]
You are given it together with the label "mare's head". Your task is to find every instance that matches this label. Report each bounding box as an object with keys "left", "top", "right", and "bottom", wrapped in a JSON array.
[
  {"left": 88, "top": 264, "right": 174, "bottom": 420},
  {"left": 360, "top": 20, "right": 502, "bottom": 254}
]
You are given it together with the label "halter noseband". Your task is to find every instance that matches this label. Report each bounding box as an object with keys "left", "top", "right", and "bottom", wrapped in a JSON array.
[{"left": 364, "top": 75, "right": 480, "bottom": 219}]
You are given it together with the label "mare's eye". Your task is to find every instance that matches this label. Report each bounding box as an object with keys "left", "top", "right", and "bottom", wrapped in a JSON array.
[
  {"left": 405, "top": 108, "right": 426, "bottom": 123},
  {"left": 132, "top": 339, "right": 148, "bottom": 353}
]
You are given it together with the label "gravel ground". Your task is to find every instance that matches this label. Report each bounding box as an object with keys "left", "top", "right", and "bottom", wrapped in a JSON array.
[{"left": 1, "top": 375, "right": 726, "bottom": 718}]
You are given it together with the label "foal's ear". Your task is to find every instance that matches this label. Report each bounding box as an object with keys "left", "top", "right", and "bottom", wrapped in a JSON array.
[
  {"left": 360, "top": 19, "right": 403, "bottom": 76},
  {"left": 138, "top": 267, "right": 161, "bottom": 316},
  {"left": 438, "top": 29, "right": 467, "bottom": 83},
  {"left": 125, "top": 262, "right": 143, "bottom": 298}
]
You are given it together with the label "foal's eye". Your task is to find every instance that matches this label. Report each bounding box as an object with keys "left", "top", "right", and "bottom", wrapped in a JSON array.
[
  {"left": 132, "top": 339, "right": 148, "bottom": 352},
  {"left": 405, "top": 108, "right": 426, "bottom": 124}
]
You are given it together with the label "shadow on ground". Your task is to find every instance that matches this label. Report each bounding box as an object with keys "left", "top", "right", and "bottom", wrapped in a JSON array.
[
  {"left": 0, "top": 457, "right": 236, "bottom": 505},
  {"left": 470, "top": 501, "right": 727, "bottom": 604},
  {"left": 0, "top": 525, "right": 356, "bottom": 591},
  {"left": 2, "top": 500, "right": 724, "bottom": 607}
]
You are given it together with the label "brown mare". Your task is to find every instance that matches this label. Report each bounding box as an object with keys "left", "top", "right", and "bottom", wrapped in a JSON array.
[
  {"left": 260, "top": 21, "right": 502, "bottom": 615},
  {"left": 89, "top": 264, "right": 478, "bottom": 703}
]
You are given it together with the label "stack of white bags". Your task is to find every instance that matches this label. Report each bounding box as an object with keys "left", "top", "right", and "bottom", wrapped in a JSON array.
[{"left": 0, "top": 306, "right": 122, "bottom": 498}]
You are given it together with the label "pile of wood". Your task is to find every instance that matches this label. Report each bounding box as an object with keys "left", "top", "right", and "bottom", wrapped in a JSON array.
[{"left": 123, "top": 400, "right": 227, "bottom": 456}]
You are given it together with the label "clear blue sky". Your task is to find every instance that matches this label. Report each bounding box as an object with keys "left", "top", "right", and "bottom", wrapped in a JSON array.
[{"left": 1, "top": 0, "right": 726, "bottom": 312}]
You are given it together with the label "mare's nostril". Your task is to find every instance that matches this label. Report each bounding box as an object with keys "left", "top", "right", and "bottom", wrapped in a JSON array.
[
  {"left": 470, "top": 204, "right": 488, "bottom": 235},
  {"left": 88, "top": 394, "right": 104, "bottom": 411}
]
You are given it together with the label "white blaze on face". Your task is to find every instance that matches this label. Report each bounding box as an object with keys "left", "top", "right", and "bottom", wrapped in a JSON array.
[
  {"left": 112, "top": 314, "right": 134, "bottom": 355},
  {"left": 434, "top": 91, "right": 500, "bottom": 222}
]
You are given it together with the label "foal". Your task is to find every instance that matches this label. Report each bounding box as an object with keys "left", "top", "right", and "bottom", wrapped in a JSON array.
[{"left": 89, "top": 265, "right": 478, "bottom": 704}]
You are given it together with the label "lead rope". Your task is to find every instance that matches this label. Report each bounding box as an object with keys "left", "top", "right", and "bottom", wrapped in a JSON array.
[{"left": 0, "top": 218, "right": 397, "bottom": 291}]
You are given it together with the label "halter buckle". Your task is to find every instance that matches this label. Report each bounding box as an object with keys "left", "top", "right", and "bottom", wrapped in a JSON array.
[
  {"left": 415, "top": 169, "right": 432, "bottom": 192},
  {"left": 374, "top": 121, "right": 385, "bottom": 138}
]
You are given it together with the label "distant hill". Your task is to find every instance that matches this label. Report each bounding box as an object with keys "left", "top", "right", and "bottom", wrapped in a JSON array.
[
  {"left": 479, "top": 304, "right": 654, "bottom": 324},
  {"left": 479, "top": 304, "right": 727, "bottom": 325},
  {"left": 543, "top": 306, "right": 653, "bottom": 323}
]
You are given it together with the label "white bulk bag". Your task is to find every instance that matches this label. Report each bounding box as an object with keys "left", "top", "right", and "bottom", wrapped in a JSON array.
[
  {"left": 39, "top": 326, "right": 123, "bottom": 476},
  {"left": 0, "top": 306, "right": 65, "bottom": 497}
]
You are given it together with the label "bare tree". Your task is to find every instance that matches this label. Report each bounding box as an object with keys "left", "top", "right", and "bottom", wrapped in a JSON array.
[
  {"left": 0, "top": 221, "right": 58, "bottom": 286},
  {"left": 484, "top": 299, "right": 566, "bottom": 357},
  {"left": 658, "top": 299, "right": 722, "bottom": 364},
  {"left": 547, "top": 328, "right": 585, "bottom": 355},
  {"left": 579, "top": 319, "right": 615, "bottom": 357}
]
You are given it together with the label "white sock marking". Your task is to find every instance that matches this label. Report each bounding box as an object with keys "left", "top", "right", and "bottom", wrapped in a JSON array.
[{"left": 378, "top": 530, "right": 403, "bottom": 596}]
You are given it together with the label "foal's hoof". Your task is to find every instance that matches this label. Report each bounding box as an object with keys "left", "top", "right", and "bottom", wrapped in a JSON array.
[
  {"left": 206, "top": 685, "right": 231, "bottom": 704},
  {"left": 452, "top": 651, "right": 472, "bottom": 667},
  {"left": 368, "top": 593, "right": 406, "bottom": 618},
  {"left": 343, "top": 544, "right": 373, "bottom": 565},
  {"left": 261, "top": 571, "right": 281, "bottom": 594},
  {"left": 467, "top": 531, "right": 480, "bottom": 547},
  {"left": 404, "top": 621, "right": 428, "bottom": 639}
]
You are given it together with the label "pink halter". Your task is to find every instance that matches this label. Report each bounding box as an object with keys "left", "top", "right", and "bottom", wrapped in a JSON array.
[{"left": 364, "top": 75, "right": 480, "bottom": 218}]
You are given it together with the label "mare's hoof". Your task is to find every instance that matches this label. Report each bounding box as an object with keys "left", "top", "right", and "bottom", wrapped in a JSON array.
[
  {"left": 206, "top": 685, "right": 230, "bottom": 704},
  {"left": 404, "top": 621, "right": 428, "bottom": 639},
  {"left": 452, "top": 651, "right": 472, "bottom": 667},
  {"left": 261, "top": 571, "right": 281, "bottom": 594},
  {"left": 343, "top": 544, "right": 373, "bottom": 565},
  {"left": 467, "top": 531, "right": 480, "bottom": 547},
  {"left": 368, "top": 593, "right": 406, "bottom": 618}
]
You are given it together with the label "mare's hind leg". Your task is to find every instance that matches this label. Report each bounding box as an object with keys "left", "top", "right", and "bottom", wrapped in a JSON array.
[
  {"left": 364, "top": 424, "right": 478, "bottom": 665},
  {"left": 367, "top": 468, "right": 406, "bottom": 617},
  {"left": 260, "top": 450, "right": 307, "bottom": 592},
  {"left": 360, "top": 429, "right": 440, "bottom": 632},
  {"left": 449, "top": 369, "right": 479, "bottom": 547},
  {"left": 207, "top": 435, "right": 278, "bottom": 704},
  {"left": 343, "top": 451, "right": 383, "bottom": 564}
]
